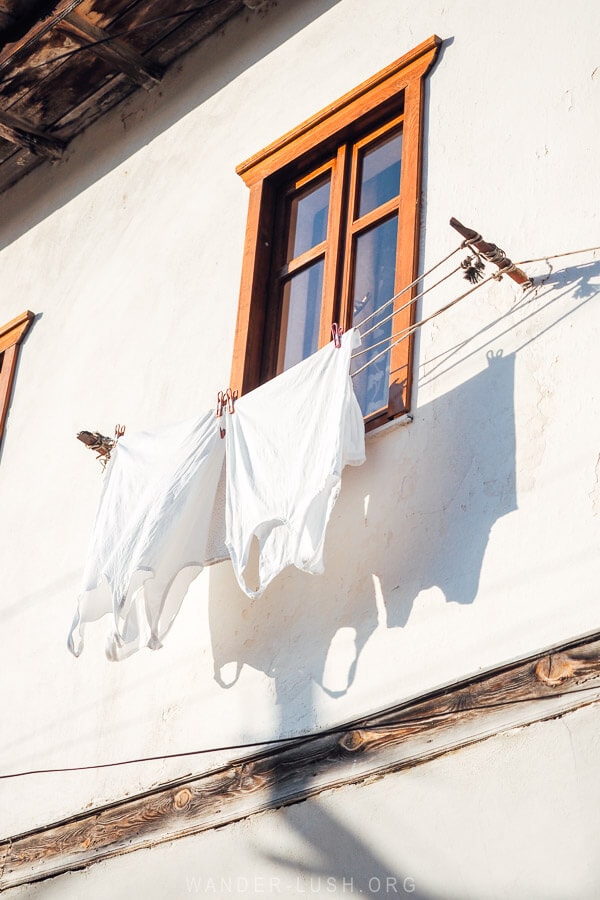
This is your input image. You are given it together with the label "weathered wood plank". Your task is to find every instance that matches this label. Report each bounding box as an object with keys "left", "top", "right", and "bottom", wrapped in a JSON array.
[
  {"left": 2, "top": 632, "right": 600, "bottom": 889},
  {"left": 148, "top": 0, "right": 245, "bottom": 68},
  {"left": 0, "top": 29, "right": 78, "bottom": 110},
  {"left": 0, "top": 108, "right": 64, "bottom": 157},
  {"left": 0, "top": 0, "right": 86, "bottom": 72},
  {"left": 50, "top": 70, "right": 136, "bottom": 139},
  {"left": 58, "top": 11, "right": 163, "bottom": 89},
  {"left": 75, "top": 0, "right": 144, "bottom": 32},
  {"left": 7, "top": 49, "right": 117, "bottom": 130}
]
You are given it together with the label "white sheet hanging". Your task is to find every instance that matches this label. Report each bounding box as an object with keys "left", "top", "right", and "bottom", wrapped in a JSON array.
[
  {"left": 68, "top": 411, "right": 226, "bottom": 660},
  {"left": 224, "top": 327, "right": 366, "bottom": 598}
]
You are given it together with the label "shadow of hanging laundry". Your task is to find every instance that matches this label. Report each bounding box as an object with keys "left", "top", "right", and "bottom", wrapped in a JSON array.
[
  {"left": 206, "top": 349, "right": 516, "bottom": 700},
  {"left": 381, "top": 348, "right": 516, "bottom": 628}
]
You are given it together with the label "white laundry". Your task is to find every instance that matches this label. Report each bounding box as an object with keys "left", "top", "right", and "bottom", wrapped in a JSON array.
[
  {"left": 68, "top": 411, "right": 227, "bottom": 660},
  {"left": 224, "top": 328, "right": 365, "bottom": 598}
]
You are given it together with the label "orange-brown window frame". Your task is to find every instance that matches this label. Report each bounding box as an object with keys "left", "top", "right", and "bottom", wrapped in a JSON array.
[
  {"left": 0, "top": 311, "right": 34, "bottom": 449},
  {"left": 231, "top": 35, "right": 441, "bottom": 428}
]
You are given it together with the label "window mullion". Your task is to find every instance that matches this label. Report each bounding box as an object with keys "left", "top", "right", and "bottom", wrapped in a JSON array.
[
  {"left": 318, "top": 143, "right": 349, "bottom": 348},
  {"left": 338, "top": 139, "right": 361, "bottom": 334}
]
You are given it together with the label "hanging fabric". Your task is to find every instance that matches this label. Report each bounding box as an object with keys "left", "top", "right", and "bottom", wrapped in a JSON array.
[
  {"left": 68, "top": 411, "right": 227, "bottom": 660},
  {"left": 224, "top": 327, "right": 366, "bottom": 599}
]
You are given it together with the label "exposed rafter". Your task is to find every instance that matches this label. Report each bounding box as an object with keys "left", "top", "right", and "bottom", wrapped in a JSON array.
[
  {"left": 58, "top": 11, "right": 163, "bottom": 90},
  {"left": 0, "top": 109, "right": 63, "bottom": 157}
]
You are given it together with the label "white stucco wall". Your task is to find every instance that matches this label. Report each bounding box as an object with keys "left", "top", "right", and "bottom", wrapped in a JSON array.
[{"left": 1, "top": 0, "right": 600, "bottom": 883}]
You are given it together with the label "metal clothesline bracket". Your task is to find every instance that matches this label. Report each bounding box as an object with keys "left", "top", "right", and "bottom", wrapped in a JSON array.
[{"left": 450, "top": 217, "right": 533, "bottom": 289}]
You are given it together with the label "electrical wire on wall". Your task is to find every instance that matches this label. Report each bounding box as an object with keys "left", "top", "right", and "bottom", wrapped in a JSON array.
[{"left": 0, "top": 241, "right": 598, "bottom": 782}]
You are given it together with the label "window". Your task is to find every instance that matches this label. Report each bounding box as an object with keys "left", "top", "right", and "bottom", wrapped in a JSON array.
[
  {"left": 231, "top": 36, "right": 440, "bottom": 428},
  {"left": 0, "top": 311, "right": 34, "bottom": 449}
]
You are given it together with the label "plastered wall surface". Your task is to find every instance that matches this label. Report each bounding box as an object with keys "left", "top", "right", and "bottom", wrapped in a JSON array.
[
  {"left": 6, "top": 704, "right": 600, "bottom": 899},
  {"left": 0, "top": 0, "right": 599, "bottom": 848}
]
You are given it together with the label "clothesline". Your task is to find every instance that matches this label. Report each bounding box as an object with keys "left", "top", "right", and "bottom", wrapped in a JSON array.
[
  {"left": 351, "top": 270, "right": 504, "bottom": 378},
  {"left": 514, "top": 244, "right": 600, "bottom": 265},
  {"left": 353, "top": 243, "right": 464, "bottom": 331},
  {"left": 70, "top": 330, "right": 365, "bottom": 661},
  {"left": 358, "top": 263, "right": 463, "bottom": 340},
  {"left": 350, "top": 240, "right": 600, "bottom": 377},
  {"left": 70, "top": 236, "right": 600, "bottom": 659}
]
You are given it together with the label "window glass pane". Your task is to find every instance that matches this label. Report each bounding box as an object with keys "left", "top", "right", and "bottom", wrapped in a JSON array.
[
  {"left": 286, "top": 178, "right": 331, "bottom": 261},
  {"left": 357, "top": 130, "right": 402, "bottom": 218},
  {"left": 279, "top": 258, "right": 325, "bottom": 371},
  {"left": 351, "top": 215, "right": 398, "bottom": 417}
]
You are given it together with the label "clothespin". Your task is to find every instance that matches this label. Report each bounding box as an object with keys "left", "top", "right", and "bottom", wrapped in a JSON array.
[
  {"left": 216, "top": 389, "right": 238, "bottom": 438},
  {"left": 226, "top": 388, "right": 238, "bottom": 414},
  {"left": 331, "top": 323, "right": 344, "bottom": 348},
  {"left": 216, "top": 391, "right": 226, "bottom": 438}
]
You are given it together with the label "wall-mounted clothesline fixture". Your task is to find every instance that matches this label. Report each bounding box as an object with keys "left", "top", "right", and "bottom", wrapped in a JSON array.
[
  {"left": 348, "top": 218, "right": 538, "bottom": 378},
  {"left": 77, "top": 424, "right": 126, "bottom": 467},
  {"left": 449, "top": 218, "right": 533, "bottom": 288}
]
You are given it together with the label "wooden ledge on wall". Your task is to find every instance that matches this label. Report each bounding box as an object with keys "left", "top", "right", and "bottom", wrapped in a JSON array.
[{"left": 2, "top": 630, "right": 600, "bottom": 889}]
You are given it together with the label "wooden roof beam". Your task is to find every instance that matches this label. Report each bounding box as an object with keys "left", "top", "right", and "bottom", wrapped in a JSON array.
[
  {"left": 58, "top": 12, "right": 163, "bottom": 91},
  {"left": 0, "top": 108, "right": 64, "bottom": 158}
]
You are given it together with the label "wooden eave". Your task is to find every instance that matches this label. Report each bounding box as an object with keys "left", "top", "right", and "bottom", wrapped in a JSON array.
[{"left": 0, "top": 0, "right": 248, "bottom": 195}]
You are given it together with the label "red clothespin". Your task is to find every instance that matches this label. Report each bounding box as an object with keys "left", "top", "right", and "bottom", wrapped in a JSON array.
[
  {"left": 331, "top": 323, "right": 343, "bottom": 348},
  {"left": 216, "top": 389, "right": 238, "bottom": 438},
  {"left": 216, "top": 390, "right": 226, "bottom": 438},
  {"left": 226, "top": 388, "right": 238, "bottom": 414}
]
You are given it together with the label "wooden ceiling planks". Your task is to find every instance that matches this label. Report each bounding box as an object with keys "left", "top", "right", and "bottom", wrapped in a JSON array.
[
  {"left": 0, "top": 31, "right": 80, "bottom": 109},
  {"left": 147, "top": 0, "right": 245, "bottom": 68},
  {"left": 75, "top": 0, "right": 142, "bottom": 31},
  {"left": 59, "top": 12, "right": 163, "bottom": 89},
  {"left": 9, "top": 52, "right": 118, "bottom": 128},
  {"left": 0, "top": 0, "right": 248, "bottom": 194}
]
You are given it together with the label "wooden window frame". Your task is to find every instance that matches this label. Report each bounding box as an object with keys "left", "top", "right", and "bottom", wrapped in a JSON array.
[
  {"left": 231, "top": 35, "right": 441, "bottom": 428},
  {"left": 0, "top": 311, "right": 35, "bottom": 449}
]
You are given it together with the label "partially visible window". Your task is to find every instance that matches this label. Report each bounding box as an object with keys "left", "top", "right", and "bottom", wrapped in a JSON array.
[
  {"left": 0, "top": 311, "right": 35, "bottom": 449},
  {"left": 231, "top": 36, "right": 441, "bottom": 428}
]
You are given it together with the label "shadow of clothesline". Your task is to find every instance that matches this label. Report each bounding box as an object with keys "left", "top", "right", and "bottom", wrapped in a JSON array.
[
  {"left": 418, "top": 260, "right": 600, "bottom": 387},
  {"left": 207, "top": 257, "right": 597, "bottom": 712}
]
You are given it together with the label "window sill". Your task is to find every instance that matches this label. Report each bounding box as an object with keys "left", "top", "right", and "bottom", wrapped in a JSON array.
[{"left": 365, "top": 412, "right": 413, "bottom": 443}]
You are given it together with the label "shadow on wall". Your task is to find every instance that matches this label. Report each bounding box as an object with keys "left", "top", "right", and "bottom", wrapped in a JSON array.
[
  {"left": 206, "top": 351, "right": 515, "bottom": 898},
  {"left": 207, "top": 259, "right": 600, "bottom": 704},
  {"left": 258, "top": 802, "right": 436, "bottom": 900},
  {"left": 204, "top": 263, "right": 600, "bottom": 898},
  {"left": 207, "top": 348, "right": 516, "bottom": 698}
]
